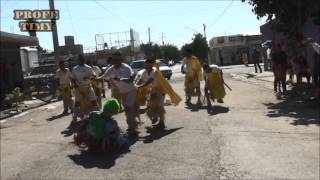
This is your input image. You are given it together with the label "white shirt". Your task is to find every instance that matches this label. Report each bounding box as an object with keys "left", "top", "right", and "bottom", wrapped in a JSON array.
[
  {"left": 312, "top": 42, "right": 320, "bottom": 55},
  {"left": 92, "top": 65, "right": 102, "bottom": 76},
  {"left": 103, "top": 63, "right": 135, "bottom": 93},
  {"left": 91, "top": 65, "right": 103, "bottom": 88},
  {"left": 181, "top": 57, "right": 189, "bottom": 73},
  {"left": 135, "top": 68, "right": 158, "bottom": 88},
  {"left": 56, "top": 68, "right": 72, "bottom": 85},
  {"left": 72, "top": 65, "right": 96, "bottom": 85}
]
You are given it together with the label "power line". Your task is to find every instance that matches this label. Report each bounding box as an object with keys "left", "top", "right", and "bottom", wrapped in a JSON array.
[
  {"left": 207, "top": 0, "right": 234, "bottom": 28},
  {"left": 93, "top": 0, "right": 131, "bottom": 27}
]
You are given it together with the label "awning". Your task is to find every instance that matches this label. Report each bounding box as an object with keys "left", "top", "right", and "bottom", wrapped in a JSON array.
[{"left": 0, "top": 31, "right": 39, "bottom": 46}]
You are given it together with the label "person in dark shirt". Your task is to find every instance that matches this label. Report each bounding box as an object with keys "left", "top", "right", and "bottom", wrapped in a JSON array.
[
  {"left": 252, "top": 48, "right": 262, "bottom": 73},
  {"left": 296, "top": 56, "right": 311, "bottom": 85},
  {"left": 272, "top": 44, "right": 287, "bottom": 94}
]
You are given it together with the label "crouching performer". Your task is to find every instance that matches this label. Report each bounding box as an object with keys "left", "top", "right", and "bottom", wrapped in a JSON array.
[
  {"left": 74, "top": 98, "right": 126, "bottom": 152},
  {"left": 203, "top": 64, "right": 226, "bottom": 108},
  {"left": 136, "top": 59, "right": 182, "bottom": 129}
]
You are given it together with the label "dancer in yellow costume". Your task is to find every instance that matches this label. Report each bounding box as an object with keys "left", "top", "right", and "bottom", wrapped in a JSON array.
[
  {"left": 203, "top": 64, "right": 226, "bottom": 108},
  {"left": 88, "top": 60, "right": 104, "bottom": 108},
  {"left": 134, "top": 61, "right": 152, "bottom": 106},
  {"left": 101, "top": 52, "right": 139, "bottom": 137},
  {"left": 56, "top": 60, "right": 74, "bottom": 115},
  {"left": 71, "top": 55, "right": 98, "bottom": 126},
  {"left": 136, "top": 59, "right": 181, "bottom": 129},
  {"left": 181, "top": 49, "right": 203, "bottom": 105}
]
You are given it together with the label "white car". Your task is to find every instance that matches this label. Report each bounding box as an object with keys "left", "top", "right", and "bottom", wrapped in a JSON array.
[{"left": 130, "top": 59, "right": 172, "bottom": 80}]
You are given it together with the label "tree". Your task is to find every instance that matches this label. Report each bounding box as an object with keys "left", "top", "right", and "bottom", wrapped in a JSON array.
[
  {"left": 140, "top": 43, "right": 161, "bottom": 59},
  {"left": 181, "top": 33, "right": 209, "bottom": 63},
  {"left": 160, "top": 44, "right": 181, "bottom": 61},
  {"left": 242, "top": 0, "right": 320, "bottom": 38}
]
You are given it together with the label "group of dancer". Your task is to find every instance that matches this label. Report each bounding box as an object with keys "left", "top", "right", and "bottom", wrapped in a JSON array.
[
  {"left": 181, "top": 49, "right": 226, "bottom": 109},
  {"left": 56, "top": 50, "right": 227, "bottom": 152}
]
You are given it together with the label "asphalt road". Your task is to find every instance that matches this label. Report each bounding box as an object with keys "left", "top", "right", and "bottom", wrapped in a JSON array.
[{"left": 1, "top": 68, "right": 319, "bottom": 180}]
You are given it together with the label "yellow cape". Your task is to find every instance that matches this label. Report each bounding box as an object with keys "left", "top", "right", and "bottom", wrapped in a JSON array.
[
  {"left": 186, "top": 56, "right": 203, "bottom": 82},
  {"left": 207, "top": 71, "right": 226, "bottom": 99},
  {"left": 153, "top": 60, "right": 182, "bottom": 106}
]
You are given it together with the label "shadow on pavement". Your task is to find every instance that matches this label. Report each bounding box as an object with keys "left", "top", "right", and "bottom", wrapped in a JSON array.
[
  {"left": 61, "top": 122, "right": 82, "bottom": 137},
  {"left": 207, "top": 106, "right": 230, "bottom": 116},
  {"left": 142, "top": 127, "right": 183, "bottom": 144},
  {"left": 185, "top": 103, "right": 207, "bottom": 112},
  {"left": 68, "top": 139, "right": 136, "bottom": 169},
  {"left": 46, "top": 113, "right": 69, "bottom": 121},
  {"left": 264, "top": 86, "right": 320, "bottom": 126}
]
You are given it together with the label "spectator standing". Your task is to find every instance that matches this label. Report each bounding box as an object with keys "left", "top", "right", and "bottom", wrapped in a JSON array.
[
  {"left": 252, "top": 48, "right": 262, "bottom": 73},
  {"left": 272, "top": 44, "right": 288, "bottom": 94}
]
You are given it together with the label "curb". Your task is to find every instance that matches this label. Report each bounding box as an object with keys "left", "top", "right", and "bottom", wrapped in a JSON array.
[{"left": 0, "top": 99, "right": 59, "bottom": 120}]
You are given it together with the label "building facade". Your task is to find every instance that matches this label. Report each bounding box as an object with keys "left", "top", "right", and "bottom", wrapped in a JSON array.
[
  {"left": 58, "top": 36, "right": 83, "bottom": 56},
  {"left": 0, "top": 31, "right": 39, "bottom": 102},
  {"left": 208, "top": 34, "right": 263, "bottom": 66}
]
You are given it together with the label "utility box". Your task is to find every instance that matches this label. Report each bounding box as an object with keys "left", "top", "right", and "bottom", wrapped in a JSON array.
[{"left": 20, "top": 46, "right": 39, "bottom": 76}]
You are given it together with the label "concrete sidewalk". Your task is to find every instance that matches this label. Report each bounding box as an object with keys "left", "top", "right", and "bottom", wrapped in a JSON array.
[
  {"left": 244, "top": 71, "right": 275, "bottom": 82},
  {"left": 0, "top": 98, "right": 58, "bottom": 120}
]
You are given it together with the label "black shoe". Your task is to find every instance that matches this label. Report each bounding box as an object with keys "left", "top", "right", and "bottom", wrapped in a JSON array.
[
  {"left": 126, "top": 130, "right": 139, "bottom": 138},
  {"left": 154, "top": 122, "right": 165, "bottom": 130},
  {"left": 196, "top": 101, "right": 202, "bottom": 106},
  {"left": 68, "top": 120, "right": 77, "bottom": 128},
  {"left": 151, "top": 117, "right": 158, "bottom": 125},
  {"left": 185, "top": 96, "right": 191, "bottom": 104}
]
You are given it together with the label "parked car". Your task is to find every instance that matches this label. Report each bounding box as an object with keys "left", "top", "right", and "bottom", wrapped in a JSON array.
[
  {"left": 130, "top": 59, "right": 172, "bottom": 80},
  {"left": 23, "top": 64, "right": 57, "bottom": 102}
]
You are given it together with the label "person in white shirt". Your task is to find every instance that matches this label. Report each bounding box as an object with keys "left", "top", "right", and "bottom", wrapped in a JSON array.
[
  {"left": 101, "top": 52, "right": 139, "bottom": 137},
  {"left": 71, "top": 54, "right": 98, "bottom": 125},
  {"left": 88, "top": 60, "right": 103, "bottom": 108},
  {"left": 135, "top": 59, "right": 165, "bottom": 128},
  {"left": 136, "top": 59, "right": 182, "bottom": 129},
  {"left": 56, "top": 60, "right": 74, "bottom": 114}
]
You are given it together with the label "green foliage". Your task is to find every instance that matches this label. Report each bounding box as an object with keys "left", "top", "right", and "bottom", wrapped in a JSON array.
[
  {"left": 140, "top": 43, "right": 180, "bottom": 61},
  {"left": 160, "top": 44, "right": 181, "bottom": 61},
  {"left": 181, "top": 33, "right": 209, "bottom": 63},
  {"left": 140, "top": 43, "right": 161, "bottom": 59},
  {"left": 242, "top": 0, "right": 320, "bottom": 38},
  {"left": 5, "top": 87, "right": 24, "bottom": 111}
]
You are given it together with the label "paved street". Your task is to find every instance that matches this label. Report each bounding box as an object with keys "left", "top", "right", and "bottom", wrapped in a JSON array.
[{"left": 1, "top": 67, "right": 319, "bottom": 180}]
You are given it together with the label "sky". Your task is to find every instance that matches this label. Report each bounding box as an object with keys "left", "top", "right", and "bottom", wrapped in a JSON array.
[{"left": 1, "top": 0, "right": 267, "bottom": 51}]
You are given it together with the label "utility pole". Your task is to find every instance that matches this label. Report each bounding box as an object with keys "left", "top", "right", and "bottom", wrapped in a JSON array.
[
  {"left": 161, "top": 33, "right": 165, "bottom": 46},
  {"left": 49, "top": 0, "right": 60, "bottom": 65},
  {"left": 203, "top": 23, "right": 210, "bottom": 64},
  {"left": 148, "top": 27, "right": 151, "bottom": 44},
  {"left": 203, "top": 23, "right": 206, "bottom": 38}
]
